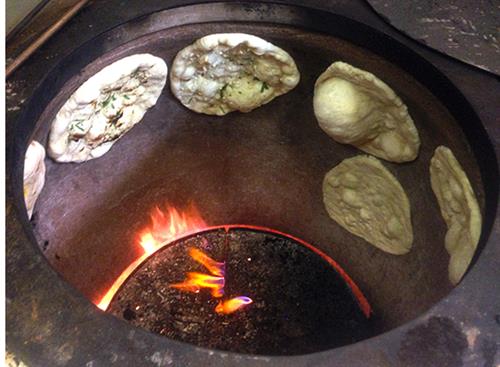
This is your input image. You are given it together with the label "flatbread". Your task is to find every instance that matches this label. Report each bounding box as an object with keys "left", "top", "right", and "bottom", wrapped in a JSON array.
[
  {"left": 430, "top": 146, "right": 482, "bottom": 285},
  {"left": 314, "top": 61, "right": 420, "bottom": 162},
  {"left": 170, "top": 33, "right": 300, "bottom": 115},
  {"left": 48, "top": 54, "right": 168, "bottom": 162},
  {"left": 24, "top": 141, "right": 46, "bottom": 219},
  {"left": 323, "top": 155, "right": 413, "bottom": 254}
]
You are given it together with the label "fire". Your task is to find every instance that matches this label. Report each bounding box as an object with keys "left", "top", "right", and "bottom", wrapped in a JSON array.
[
  {"left": 96, "top": 204, "right": 254, "bottom": 316},
  {"left": 215, "top": 297, "right": 253, "bottom": 315},
  {"left": 139, "top": 205, "right": 207, "bottom": 255},
  {"left": 188, "top": 247, "right": 225, "bottom": 277},
  {"left": 171, "top": 247, "right": 252, "bottom": 314},
  {"left": 96, "top": 204, "right": 207, "bottom": 310},
  {"left": 170, "top": 247, "right": 225, "bottom": 297},
  {"left": 171, "top": 272, "right": 225, "bottom": 298}
]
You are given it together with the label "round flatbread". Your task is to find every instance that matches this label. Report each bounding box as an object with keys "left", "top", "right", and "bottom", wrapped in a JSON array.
[
  {"left": 170, "top": 33, "right": 300, "bottom": 115},
  {"left": 48, "top": 54, "right": 168, "bottom": 162},
  {"left": 314, "top": 61, "right": 420, "bottom": 163},
  {"left": 323, "top": 155, "right": 413, "bottom": 254},
  {"left": 24, "top": 141, "right": 46, "bottom": 219},
  {"left": 430, "top": 146, "right": 482, "bottom": 285}
]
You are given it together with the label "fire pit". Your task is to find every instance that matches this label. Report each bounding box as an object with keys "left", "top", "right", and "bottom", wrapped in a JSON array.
[
  {"left": 6, "top": 1, "right": 499, "bottom": 366},
  {"left": 107, "top": 226, "right": 371, "bottom": 355}
]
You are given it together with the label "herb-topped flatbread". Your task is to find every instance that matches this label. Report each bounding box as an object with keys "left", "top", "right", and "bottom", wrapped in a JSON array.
[
  {"left": 170, "top": 33, "right": 300, "bottom": 115},
  {"left": 48, "top": 54, "right": 168, "bottom": 162}
]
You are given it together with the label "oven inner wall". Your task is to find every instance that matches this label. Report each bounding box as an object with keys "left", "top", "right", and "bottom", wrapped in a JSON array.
[{"left": 29, "top": 22, "right": 485, "bottom": 335}]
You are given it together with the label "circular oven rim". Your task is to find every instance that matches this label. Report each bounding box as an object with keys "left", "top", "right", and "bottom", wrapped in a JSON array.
[{"left": 6, "top": 2, "right": 500, "bottom": 366}]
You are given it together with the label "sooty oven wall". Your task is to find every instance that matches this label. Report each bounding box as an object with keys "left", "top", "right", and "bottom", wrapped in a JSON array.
[{"left": 30, "top": 22, "right": 484, "bottom": 335}]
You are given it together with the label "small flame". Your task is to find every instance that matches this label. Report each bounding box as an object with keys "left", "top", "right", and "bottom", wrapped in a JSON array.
[
  {"left": 215, "top": 296, "right": 253, "bottom": 314},
  {"left": 171, "top": 248, "right": 251, "bottom": 314},
  {"left": 171, "top": 272, "right": 225, "bottom": 298},
  {"left": 96, "top": 203, "right": 206, "bottom": 310},
  {"left": 189, "top": 247, "right": 225, "bottom": 277},
  {"left": 139, "top": 205, "right": 207, "bottom": 255}
]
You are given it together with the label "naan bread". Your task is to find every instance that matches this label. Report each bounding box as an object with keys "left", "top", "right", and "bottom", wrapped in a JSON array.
[
  {"left": 314, "top": 62, "right": 420, "bottom": 163},
  {"left": 323, "top": 155, "right": 413, "bottom": 254},
  {"left": 48, "top": 54, "right": 168, "bottom": 162},
  {"left": 24, "top": 141, "right": 46, "bottom": 219},
  {"left": 170, "top": 33, "right": 300, "bottom": 115},
  {"left": 430, "top": 146, "right": 482, "bottom": 285}
]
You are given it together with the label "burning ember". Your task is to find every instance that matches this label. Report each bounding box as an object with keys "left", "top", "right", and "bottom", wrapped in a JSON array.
[
  {"left": 96, "top": 204, "right": 207, "bottom": 310},
  {"left": 171, "top": 247, "right": 253, "bottom": 315}
]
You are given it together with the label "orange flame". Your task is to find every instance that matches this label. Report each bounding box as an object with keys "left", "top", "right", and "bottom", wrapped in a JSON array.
[
  {"left": 188, "top": 247, "right": 225, "bottom": 277},
  {"left": 139, "top": 205, "right": 207, "bottom": 255},
  {"left": 215, "top": 296, "right": 253, "bottom": 314},
  {"left": 170, "top": 272, "right": 225, "bottom": 298},
  {"left": 96, "top": 204, "right": 207, "bottom": 310},
  {"left": 170, "top": 248, "right": 252, "bottom": 314}
]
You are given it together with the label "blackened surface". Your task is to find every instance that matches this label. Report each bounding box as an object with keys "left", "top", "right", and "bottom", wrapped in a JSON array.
[
  {"left": 108, "top": 229, "right": 371, "bottom": 354},
  {"left": 398, "top": 316, "right": 468, "bottom": 367},
  {"left": 367, "top": 0, "right": 500, "bottom": 75},
  {"left": 479, "top": 338, "right": 498, "bottom": 367}
]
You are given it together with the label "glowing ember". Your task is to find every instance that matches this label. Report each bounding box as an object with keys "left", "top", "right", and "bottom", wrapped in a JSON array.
[
  {"left": 215, "top": 296, "right": 253, "bottom": 314},
  {"left": 189, "top": 247, "right": 225, "bottom": 276},
  {"left": 171, "top": 272, "right": 225, "bottom": 298},
  {"left": 96, "top": 204, "right": 207, "bottom": 310}
]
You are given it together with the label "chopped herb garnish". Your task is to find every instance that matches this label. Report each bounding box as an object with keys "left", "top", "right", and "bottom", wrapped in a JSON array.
[
  {"left": 100, "top": 94, "right": 113, "bottom": 108},
  {"left": 219, "top": 106, "right": 225, "bottom": 114},
  {"left": 75, "top": 121, "right": 84, "bottom": 131},
  {"left": 260, "top": 81, "right": 269, "bottom": 93},
  {"left": 123, "top": 94, "right": 130, "bottom": 100},
  {"left": 70, "top": 119, "right": 85, "bottom": 132}
]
